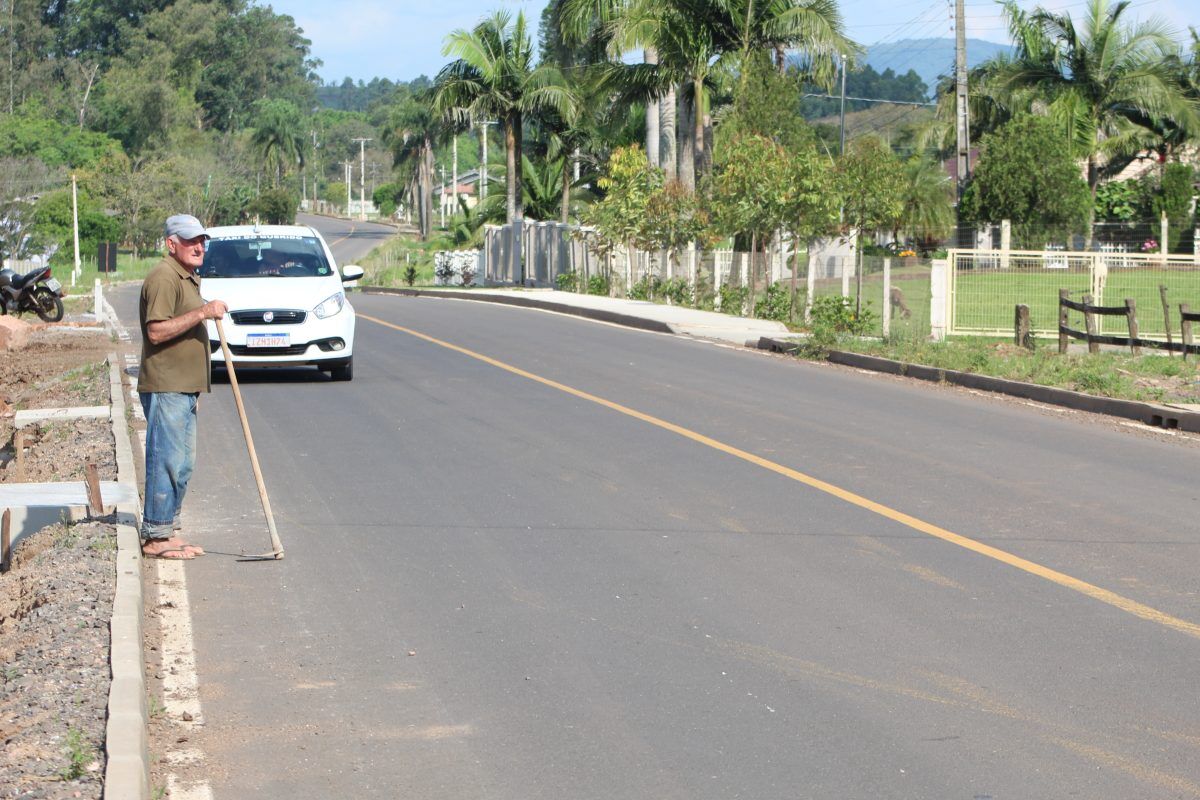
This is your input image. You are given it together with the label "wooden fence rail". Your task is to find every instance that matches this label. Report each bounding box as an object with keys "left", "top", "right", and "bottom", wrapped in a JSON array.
[{"left": 1059, "top": 289, "right": 1200, "bottom": 357}]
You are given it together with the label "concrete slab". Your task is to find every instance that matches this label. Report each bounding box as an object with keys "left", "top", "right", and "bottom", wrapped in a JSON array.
[
  {"left": 14, "top": 405, "right": 111, "bottom": 427},
  {"left": 0, "top": 481, "right": 140, "bottom": 547},
  {"left": 0, "top": 480, "right": 138, "bottom": 507}
]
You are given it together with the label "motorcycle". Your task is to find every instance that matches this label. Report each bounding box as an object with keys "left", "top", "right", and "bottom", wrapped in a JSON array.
[{"left": 0, "top": 265, "right": 65, "bottom": 322}]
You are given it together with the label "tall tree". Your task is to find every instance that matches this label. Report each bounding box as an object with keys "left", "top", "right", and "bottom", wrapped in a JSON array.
[
  {"left": 984, "top": 0, "right": 1199, "bottom": 200},
  {"left": 960, "top": 114, "right": 1091, "bottom": 248},
  {"left": 250, "top": 98, "right": 307, "bottom": 189},
  {"left": 837, "top": 136, "right": 904, "bottom": 315},
  {"left": 387, "top": 98, "right": 447, "bottom": 240},
  {"left": 433, "top": 10, "right": 576, "bottom": 223}
]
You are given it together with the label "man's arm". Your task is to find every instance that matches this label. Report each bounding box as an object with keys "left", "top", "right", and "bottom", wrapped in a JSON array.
[{"left": 146, "top": 300, "right": 228, "bottom": 345}]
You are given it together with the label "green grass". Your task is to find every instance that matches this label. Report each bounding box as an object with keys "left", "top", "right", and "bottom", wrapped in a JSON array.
[
  {"left": 358, "top": 233, "right": 444, "bottom": 287},
  {"left": 60, "top": 726, "right": 92, "bottom": 781},
  {"left": 952, "top": 267, "right": 1200, "bottom": 336},
  {"left": 56, "top": 252, "right": 162, "bottom": 291},
  {"left": 837, "top": 335, "right": 1200, "bottom": 403}
]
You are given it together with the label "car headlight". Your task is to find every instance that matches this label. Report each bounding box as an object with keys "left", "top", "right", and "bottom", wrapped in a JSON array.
[{"left": 313, "top": 291, "right": 345, "bottom": 319}]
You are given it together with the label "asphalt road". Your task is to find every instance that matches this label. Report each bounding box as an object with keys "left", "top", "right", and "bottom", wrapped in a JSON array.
[{"left": 115, "top": 222, "right": 1200, "bottom": 799}]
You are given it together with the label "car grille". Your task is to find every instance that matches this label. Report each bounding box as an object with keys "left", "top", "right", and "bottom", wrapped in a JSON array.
[
  {"left": 222, "top": 343, "right": 311, "bottom": 356},
  {"left": 230, "top": 309, "right": 306, "bottom": 325}
]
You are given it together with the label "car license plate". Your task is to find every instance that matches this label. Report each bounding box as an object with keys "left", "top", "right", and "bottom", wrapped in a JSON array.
[
  {"left": 246, "top": 333, "right": 289, "bottom": 348},
  {"left": 46, "top": 278, "right": 62, "bottom": 292}
]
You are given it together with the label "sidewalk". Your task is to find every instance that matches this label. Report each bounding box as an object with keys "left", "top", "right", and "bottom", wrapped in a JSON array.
[
  {"left": 361, "top": 285, "right": 1200, "bottom": 434},
  {"left": 364, "top": 286, "right": 790, "bottom": 347}
]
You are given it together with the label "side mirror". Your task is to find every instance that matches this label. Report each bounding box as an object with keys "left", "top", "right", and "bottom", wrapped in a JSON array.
[{"left": 341, "top": 265, "right": 364, "bottom": 283}]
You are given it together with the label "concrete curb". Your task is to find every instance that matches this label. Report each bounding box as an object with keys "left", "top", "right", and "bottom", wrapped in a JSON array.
[
  {"left": 104, "top": 354, "right": 149, "bottom": 800},
  {"left": 362, "top": 286, "right": 676, "bottom": 335},
  {"left": 758, "top": 338, "right": 1200, "bottom": 433}
]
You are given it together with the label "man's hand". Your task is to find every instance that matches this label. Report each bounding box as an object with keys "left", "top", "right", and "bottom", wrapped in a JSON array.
[
  {"left": 147, "top": 299, "right": 228, "bottom": 345},
  {"left": 201, "top": 299, "right": 228, "bottom": 320}
]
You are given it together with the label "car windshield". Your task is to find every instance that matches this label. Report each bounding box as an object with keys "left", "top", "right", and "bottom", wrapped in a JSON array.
[{"left": 200, "top": 235, "right": 333, "bottom": 278}]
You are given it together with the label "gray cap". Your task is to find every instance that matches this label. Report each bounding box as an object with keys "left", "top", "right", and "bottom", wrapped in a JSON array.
[{"left": 164, "top": 214, "right": 208, "bottom": 241}]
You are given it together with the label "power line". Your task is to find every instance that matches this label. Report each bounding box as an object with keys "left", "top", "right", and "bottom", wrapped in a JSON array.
[{"left": 804, "top": 93, "right": 937, "bottom": 107}]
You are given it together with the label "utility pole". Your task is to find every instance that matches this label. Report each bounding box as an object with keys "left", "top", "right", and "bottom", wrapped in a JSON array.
[
  {"left": 71, "top": 174, "right": 80, "bottom": 286},
  {"left": 838, "top": 53, "right": 848, "bottom": 156},
  {"left": 452, "top": 135, "right": 458, "bottom": 218},
  {"left": 955, "top": 0, "right": 971, "bottom": 245},
  {"left": 352, "top": 137, "right": 371, "bottom": 221},
  {"left": 344, "top": 161, "right": 353, "bottom": 217}
]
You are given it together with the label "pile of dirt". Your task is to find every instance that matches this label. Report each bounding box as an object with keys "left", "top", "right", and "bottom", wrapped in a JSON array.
[
  {"left": 0, "top": 520, "right": 115, "bottom": 800},
  {"left": 0, "top": 328, "right": 115, "bottom": 484}
]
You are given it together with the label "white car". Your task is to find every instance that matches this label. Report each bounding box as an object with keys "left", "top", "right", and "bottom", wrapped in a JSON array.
[{"left": 200, "top": 224, "right": 364, "bottom": 381}]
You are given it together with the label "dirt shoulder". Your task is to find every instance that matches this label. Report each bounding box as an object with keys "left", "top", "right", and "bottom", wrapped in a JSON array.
[{"left": 0, "top": 321, "right": 127, "bottom": 800}]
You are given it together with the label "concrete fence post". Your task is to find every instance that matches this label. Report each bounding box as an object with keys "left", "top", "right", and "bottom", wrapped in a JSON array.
[
  {"left": 714, "top": 251, "right": 724, "bottom": 311},
  {"left": 1001, "top": 219, "right": 1011, "bottom": 270},
  {"left": 930, "top": 258, "right": 948, "bottom": 340},
  {"left": 805, "top": 252, "right": 816, "bottom": 323},
  {"left": 94, "top": 279, "right": 102, "bottom": 321},
  {"left": 882, "top": 257, "right": 892, "bottom": 337},
  {"left": 687, "top": 242, "right": 697, "bottom": 291}
]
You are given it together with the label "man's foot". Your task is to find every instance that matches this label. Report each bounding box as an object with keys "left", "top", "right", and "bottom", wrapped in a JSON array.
[
  {"left": 142, "top": 537, "right": 204, "bottom": 558},
  {"left": 164, "top": 535, "right": 204, "bottom": 556},
  {"left": 142, "top": 540, "right": 195, "bottom": 560}
]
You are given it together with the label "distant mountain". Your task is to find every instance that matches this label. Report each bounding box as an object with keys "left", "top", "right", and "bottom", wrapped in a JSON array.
[{"left": 864, "top": 38, "right": 1012, "bottom": 98}]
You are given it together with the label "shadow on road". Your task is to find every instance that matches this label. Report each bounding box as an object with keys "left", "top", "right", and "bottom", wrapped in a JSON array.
[{"left": 212, "top": 367, "right": 337, "bottom": 384}]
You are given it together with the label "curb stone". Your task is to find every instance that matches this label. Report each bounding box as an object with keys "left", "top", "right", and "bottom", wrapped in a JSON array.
[
  {"left": 758, "top": 338, "right": 1200, "bottom": 433},
  {"left": 104, "top": 354, "right": 149, "bottom": 800}
]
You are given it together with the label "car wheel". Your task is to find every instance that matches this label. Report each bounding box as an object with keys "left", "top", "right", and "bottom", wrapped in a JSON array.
[{"left": 329, "top": 358, "right": 353, "bottom": 382}]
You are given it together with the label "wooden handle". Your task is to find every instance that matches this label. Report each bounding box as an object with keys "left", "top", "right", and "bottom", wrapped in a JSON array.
[{"left": 216, "top": 317, "right": 284, "bottom": 559}]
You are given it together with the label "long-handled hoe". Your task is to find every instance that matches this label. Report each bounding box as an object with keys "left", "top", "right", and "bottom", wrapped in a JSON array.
[{"left": 216, "top": 317, "right": 285, "bottom": 560}]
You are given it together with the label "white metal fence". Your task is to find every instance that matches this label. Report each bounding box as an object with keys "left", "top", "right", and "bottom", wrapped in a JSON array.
[{"left": 946, "top": 248, "right": 1200, "bottom": 338}]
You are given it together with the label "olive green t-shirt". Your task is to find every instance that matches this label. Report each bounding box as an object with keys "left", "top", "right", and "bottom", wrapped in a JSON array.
[{"left": 138, "top": 256, "right": 211, "bottom": 393}]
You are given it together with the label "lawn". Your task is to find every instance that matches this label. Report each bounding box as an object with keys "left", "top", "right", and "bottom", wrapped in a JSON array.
[{"left": 952, "top": 266, "right": 1200, "bottom": 337}]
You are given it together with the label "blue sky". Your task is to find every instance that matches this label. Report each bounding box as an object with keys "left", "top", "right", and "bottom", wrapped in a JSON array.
[{"left": 262, "top": 0, "right": 1195, "bottom": 85}]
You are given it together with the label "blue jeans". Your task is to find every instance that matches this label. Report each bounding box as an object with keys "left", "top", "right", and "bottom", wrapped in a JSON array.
[{"left": 140, "top": 392, "right": 198, "bottom": 540}]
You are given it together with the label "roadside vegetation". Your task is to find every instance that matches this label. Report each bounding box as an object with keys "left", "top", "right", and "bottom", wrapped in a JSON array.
[{"left": 798, "top": 328, "right": 1200, "bottom": 405}]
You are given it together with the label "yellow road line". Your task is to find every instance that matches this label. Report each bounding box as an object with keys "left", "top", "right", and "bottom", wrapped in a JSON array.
[
  {"left": 329, "top": 221, "right": 357, "bottom": 247},
  {"left": 361, "top": 313, "right": 1200, "bottom": 641}
]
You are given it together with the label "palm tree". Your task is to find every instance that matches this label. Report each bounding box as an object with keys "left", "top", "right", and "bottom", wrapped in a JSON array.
[
  {"left": 250, "top": 99, "right": 306, "bottom": 189},
  {"left": 600, "top": 0, "right": 854, "bottom": 188},
  {"left": 386, "top": 97, "right": 448, "bottom": 240},
  {"left": 896, "top": 156, "right": 954, "bottom": 251},
  {"left": 603, "top": 2, "right": 721, "bottom": 189},
  {"left": 433, "top": 10, "right": 577, "bottom": 224},
  {"left": 985, "top": 0, "right": 1199, "bottom": 197}
]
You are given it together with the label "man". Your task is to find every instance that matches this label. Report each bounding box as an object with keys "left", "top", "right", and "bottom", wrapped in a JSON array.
[{"left": 138, "top": 214, "right": 227, "bottom": 560}]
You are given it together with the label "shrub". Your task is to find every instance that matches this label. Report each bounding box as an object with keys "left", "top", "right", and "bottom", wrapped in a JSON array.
[
  {"left": 660, "top": 277, "right": 691, "bottom": 305},
  {"left": 719, "top": 284, "right": 749, "bottom": 316},
  {"left": 246, "top": 189, "right": 297, "bottom": 225},
  {"left": 586, "top": 273, "right": 611, "bottom": 296},
  {"left": 754, "top": 282, "right": 792, "bottom": 322},
  {"left": 803, "top": 295, "right": 877, "bottom": 354},
  {"left": 556, "top": 271, "right": 580, "bottom": 292},
  {"left": 629, "top": 275, "right": 662, "bottom": 301}
]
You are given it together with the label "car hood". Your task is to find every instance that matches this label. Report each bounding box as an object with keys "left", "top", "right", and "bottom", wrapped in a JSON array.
[{"left": 200, "top": 277, "right": 344, "bottom": 312}]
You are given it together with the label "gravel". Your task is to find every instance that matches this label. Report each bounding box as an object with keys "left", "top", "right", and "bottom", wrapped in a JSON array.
[
  {"left": 0, "top": 323, "right": 122, "bottom": 800},
  {"left": 0, "top": 520, "right": 115, "bottom": 800}
]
